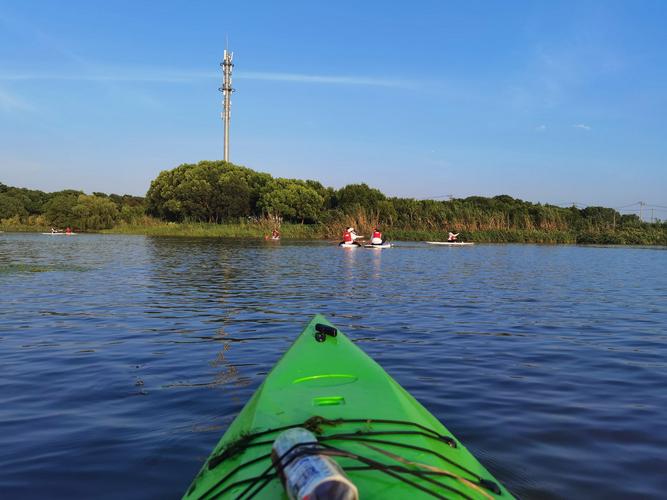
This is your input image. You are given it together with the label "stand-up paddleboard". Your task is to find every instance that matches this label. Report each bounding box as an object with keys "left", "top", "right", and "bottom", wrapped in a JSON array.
[
  {"left": 426, "top": 241, "right": 474, "bottom": 246},
  {"left": 363, "top": 243, "right": 392, "bottom": 249}
]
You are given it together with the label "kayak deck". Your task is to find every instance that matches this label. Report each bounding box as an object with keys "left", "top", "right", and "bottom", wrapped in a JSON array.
[{"left": 184, "top": 315, "right": 512, "bottom": 499}]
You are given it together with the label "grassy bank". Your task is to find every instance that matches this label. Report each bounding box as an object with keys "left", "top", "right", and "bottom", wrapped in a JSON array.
[
  {"left": 0, "top": 221, "right": 50, "bottom": 233},
  {"left": 99, "top": 223, "right": 667, "bottom": 245},
  {"left": 101, "top": 220, "right": 324, "bottom": 239},
  {"left": 100, "top": 222, "right": 579, "bottom": 243},
  {"left": 575, "top": 226, "right": 667, "bottom": 245},
  {"left": 3, "top": 218, "right": 666, "bottom": 245},
  {"left": 384, "top": 229, "right": 577, "bottom": 244}
]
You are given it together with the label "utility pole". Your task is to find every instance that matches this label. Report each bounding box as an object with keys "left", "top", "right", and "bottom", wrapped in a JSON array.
[
  {"left": 639, "top": 201, "right": 645, "bottom": 222},
  {"left": 219, "top": 49, "right": 235, "bottom": 162}
]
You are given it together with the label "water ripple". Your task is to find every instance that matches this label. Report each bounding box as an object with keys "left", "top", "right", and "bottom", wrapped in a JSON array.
[{"left": 0, "top": 234, "right": 666, "bottom": 498}]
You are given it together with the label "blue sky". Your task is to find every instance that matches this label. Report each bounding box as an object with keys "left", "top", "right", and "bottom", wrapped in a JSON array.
[{"left": 0, "top": 1, "right": 665, "bottom": 212}]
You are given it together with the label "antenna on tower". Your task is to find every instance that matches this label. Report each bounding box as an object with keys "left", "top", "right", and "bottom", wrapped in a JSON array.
[{"left": 219, "top": 46, "right": 235, "bottom": 162}]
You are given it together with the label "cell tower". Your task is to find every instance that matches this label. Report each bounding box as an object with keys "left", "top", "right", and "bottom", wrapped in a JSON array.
[{"left": 219, "top": 49, "right": 235, "bottom": 162}]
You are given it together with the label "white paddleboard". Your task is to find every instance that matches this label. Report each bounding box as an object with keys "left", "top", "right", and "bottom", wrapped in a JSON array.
[
  {"left": 363, "top": 243, "right": 392, "bottom": 249},
  {"left": 42, "top": 232, "right": 77, "bottom": 235},
  {"left": 426, "top": 241, "right": 474, "bottom": 246}
]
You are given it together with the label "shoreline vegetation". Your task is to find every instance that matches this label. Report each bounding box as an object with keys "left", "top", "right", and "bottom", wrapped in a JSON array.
[
  {"left": 2, "top": 160, "right": 666, "bottom": 245},
  {"left": 106, "top": 223, "right": 667, "bottom": 245},
  {"left": 5, "top": 219, "right": 665, "bottom": 246}
]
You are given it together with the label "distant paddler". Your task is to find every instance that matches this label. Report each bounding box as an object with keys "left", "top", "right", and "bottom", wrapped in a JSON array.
[
  {"left": 265, "top": 228, "right": 280, "bottom": 240},
  {"left": 447, "top": 231, "right": 459, "bottom": 242},
  {"left": 340, "top": 227, "right": 362, "bottom": 246},
  {"left": 370, "top": 227, "right": 385, "bottom": 245}
]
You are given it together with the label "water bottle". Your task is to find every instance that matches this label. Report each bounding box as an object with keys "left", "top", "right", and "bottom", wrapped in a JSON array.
[{"left": 272, "top": 427, "right": 359, "bottom": 500}]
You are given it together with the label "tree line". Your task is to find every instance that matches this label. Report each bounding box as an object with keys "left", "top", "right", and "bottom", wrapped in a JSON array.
[
  {"left": 0, "top": 182, "right": 144, "bottom": 230},
  {"left": 144, "top": 161, "right": 653, "bottom": 232},
  {"left": 1, "top": 160, "right": 664, "bottom": 242}
]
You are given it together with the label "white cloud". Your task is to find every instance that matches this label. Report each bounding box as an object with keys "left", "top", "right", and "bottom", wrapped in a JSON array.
[
  {"left": 237, "top": 71, "right": 415, "bottom": 88},
  {"left": 0, "top": 70, "right": 206, "bottom": 83},
  {"left": 0, "top": 68, "right": 416, "bottom": 88},
  {"left": 572, "top": 123, "right": 591, "bottom": 131},
  {"left": 535, "top": 124, "right": 547, "bottom": 132}
]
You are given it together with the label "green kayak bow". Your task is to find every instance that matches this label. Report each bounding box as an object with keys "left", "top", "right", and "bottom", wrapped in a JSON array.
[{"left": 184, "top": 314, "right": 514, "bottom": 499}]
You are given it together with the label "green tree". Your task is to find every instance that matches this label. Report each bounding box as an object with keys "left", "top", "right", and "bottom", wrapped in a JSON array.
[
  {"left": 72, "top": 194, "right": 119, "bottom": 230},
  {"left": 146, "top": 160, "right": 270, "bottom": 222},
  {"left": 305, "top": 180, "right": 337, "bottom": 210},
  {"left": 336, "top": 183, "right": 386, "bottom": 214},
  {"left": 259, "top": 179, "right": 324, "bottom": 223},
  {"left": 580, "top": 206, "right": 620, "bottom": 229},
  {"left": 43, "top": 191, "right": 82, "bottom": 227},
  {"left": 119, "top": 205, "right": 145, "bottom": 224},
  {"left": 146, "top": 164, "right": 189, "bottom": 220},
  {"left": 0, "top": 193, "right": 28, "bottom": 220},
  {"left": 217, "top": 172, "right": 252, "bottom": 219}
]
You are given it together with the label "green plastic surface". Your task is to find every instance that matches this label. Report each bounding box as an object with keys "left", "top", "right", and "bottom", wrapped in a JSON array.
[{"left": 184, "top": 315, "right": 514, "bottom": 499}]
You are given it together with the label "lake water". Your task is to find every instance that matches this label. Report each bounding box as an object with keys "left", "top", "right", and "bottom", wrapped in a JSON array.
[{"left": 1, "top": 233, "right": 666, "bottom": 499}]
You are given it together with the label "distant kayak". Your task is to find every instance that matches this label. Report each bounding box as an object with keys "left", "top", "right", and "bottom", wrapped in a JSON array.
[
  {"left": 339, "top": 242, "right": 361, "bottom": 248},
  {"left": 42, "top": 233, "right": 77, "bottom": 236},
  {"left": 363, "top": 243, "right": 392, "bottom": 249},
  {"left": 183, "top": 315, "right": 513, "bottom": 499},
  {"left": 426, "top": 241, "right": 474, "bottom": 246}
]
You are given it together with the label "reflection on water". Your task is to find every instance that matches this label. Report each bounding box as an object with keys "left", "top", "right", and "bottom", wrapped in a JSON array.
[
  {"left": 370, "top": 248, "right": 383, "bottom": 278},
  {"left": 0, "top": 233, "right": 666, "bottom": 499}
]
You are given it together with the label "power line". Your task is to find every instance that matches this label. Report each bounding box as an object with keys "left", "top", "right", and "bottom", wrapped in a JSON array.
[
  {"left": 419, "top": 197, "right": 667, "bottom": 210},
  {"left": 613, "top": 202, "right": 640, "bottom": 209}
]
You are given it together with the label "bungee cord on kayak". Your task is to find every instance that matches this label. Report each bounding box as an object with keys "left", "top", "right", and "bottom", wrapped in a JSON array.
[
  {"left": 193, "top": 417, "right": 502, "bottom": 499},
  {"left": 238, "top": 442, "right": 478, "bottom": 500},
  {"left": 207, "top": 416, "right": 458, "bottom": 470},
  {"left": 202, "top": 442, "right": 482, "bottom": 500}
]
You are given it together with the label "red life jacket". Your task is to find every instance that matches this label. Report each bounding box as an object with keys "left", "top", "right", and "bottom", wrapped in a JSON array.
[
  {"left": 372, "top": 230, "right": 382, "bottom": 239},
  {"left": 343, "top": 231, "right": 352, "bottom": 243}
]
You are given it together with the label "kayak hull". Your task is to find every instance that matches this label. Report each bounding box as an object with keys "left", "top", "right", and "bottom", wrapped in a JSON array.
[
  {"left": 363, "top": 243, "right": 392, "bottom": 249},
  {"left": 184, "top": 315, "right": 512, "bottom": 499}
]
